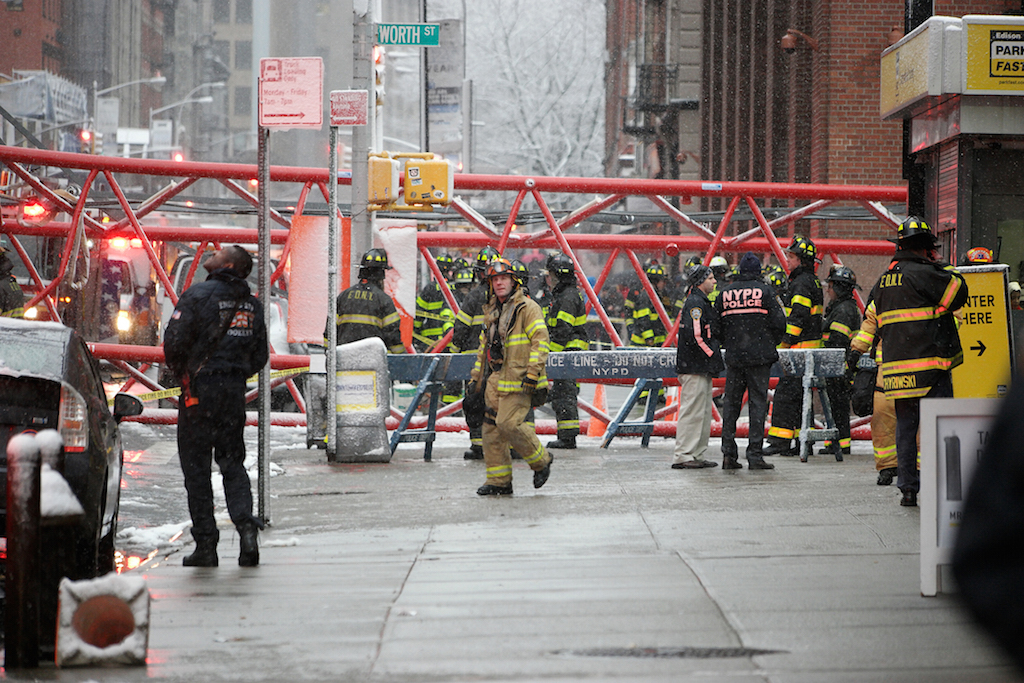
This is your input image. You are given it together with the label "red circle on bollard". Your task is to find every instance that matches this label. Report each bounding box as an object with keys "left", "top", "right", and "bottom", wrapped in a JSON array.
[
  {"left": 666, "top": 243, "right": 679, "bottom": 257},
  {"left": 71, "top": 595, "right": 136, "bottom": 648}
]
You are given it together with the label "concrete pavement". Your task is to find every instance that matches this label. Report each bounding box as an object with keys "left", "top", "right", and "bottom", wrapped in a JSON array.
[{"left": 30, "top": 429, "right": 1023, "bottom": 682}]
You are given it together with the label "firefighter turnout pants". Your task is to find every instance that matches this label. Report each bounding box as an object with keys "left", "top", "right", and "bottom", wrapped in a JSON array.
[
  {"left": 549, "top": 378, "right": 580, "bottom": 441},
  {"left": 482, "top": 377, "right": 552, "bottom": 486}
]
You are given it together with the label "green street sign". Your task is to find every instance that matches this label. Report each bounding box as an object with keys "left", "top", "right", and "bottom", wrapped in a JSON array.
[{"left": 376, "top": 23, "right": 440, "bottom": 46}]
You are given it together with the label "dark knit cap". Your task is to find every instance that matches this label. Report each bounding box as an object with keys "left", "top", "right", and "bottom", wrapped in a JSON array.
[
  {"left": 739, "top": 252, "right": 762, "bottom": 276},
  {"left": 688, "top": 264, "right": 712, "bottom": 288}
]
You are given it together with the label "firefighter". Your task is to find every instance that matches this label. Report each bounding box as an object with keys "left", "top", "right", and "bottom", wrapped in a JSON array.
[
  {"left": 452, "top": 266, "right": 475, "bottom": 305},
  {"left": 764, "top": 235, "right": 823, "bottom": 457},
  {"left": 471, "top": 257, "right": 553, "bottom": 495},
  {"left": 327, "top": 248, "right": 405, "bottom": 353},
  {"left": 630, "top": 263, "right": 670, "bottom": 347},
  {"left": 707, "top": 255, "right": 730, "bottom": 304},
  {"left": 0, "top": 241, "right": 25, "bottom": 318},
  {"left": 848, "top": 294, "right": 898, "bottom": 486},
  {"left": 413, "top": 253, "right": 454, "bottom": 352},
  {"left": 453, "top": 245, "right": 500, "bottom": 459},
  {"left": 871, "top": 216, "right": 968, "bottom": 507},
  {"left": 544, "top": 253, "right": 588, "bottom": 449},
  {"left": 820, "top": 265, "right": 862, "bottom": 458}
]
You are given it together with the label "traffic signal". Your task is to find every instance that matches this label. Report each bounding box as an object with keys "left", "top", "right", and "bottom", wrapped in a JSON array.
[
  {"left": 92, "top": 131, "right": 103, "bottom": 155},
  {"left": 18, "top": 197, "right": 55, "bottom": 227},
  {"left": 368, "top": 154, "right": 399, "bottom": 210},
  {"left": 373, "top": 45, "right": 386, "bottom": 108},
  {"left": 78, "top": 128, "right": 93, "bottom": 153}
]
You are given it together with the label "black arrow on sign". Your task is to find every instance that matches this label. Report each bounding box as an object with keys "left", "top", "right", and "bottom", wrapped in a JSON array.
[{"left": 971, "top": 340, "right": 987, "bottom": 356}]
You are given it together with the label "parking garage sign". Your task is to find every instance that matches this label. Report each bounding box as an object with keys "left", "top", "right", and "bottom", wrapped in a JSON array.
[{"left": 259, "top": 57, "right": 323, "bottom": 130}]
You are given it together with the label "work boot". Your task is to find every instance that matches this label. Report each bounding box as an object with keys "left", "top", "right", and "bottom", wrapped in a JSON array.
[
  {"left": 464, "top": 445, "right": 484, "bottom": 460},
  {"left": 477, "top": 483, "right": 513, "bottom": 496},
  {"left": 546, "top": 438, "right": 577, "bottom": 449},
  {"left": 877, "top": 467, "right": 897, "bottom": 486},
  {"left": 722, "top": 457, "right": 743, "bottom": 470},
  {"left": 183, "top": 541, "right": 218, "bottom": 567},
  {"left": 672, "top": 460, "right": 707, "bottom": 469},
  {"left": 534, "top": 454, "right": 553, "bottom": 489},
  {"left": 763, "top": 439, "right": 795, "bottom": 457},
  {"left": 747, "top": 457, "right": 775, "bottom": 470},
  {"left": 900, "top": 489, "right": 918, "bottom": 507},
  {"left": 238, "top": 523, "right": 260, "bottom": 567}
]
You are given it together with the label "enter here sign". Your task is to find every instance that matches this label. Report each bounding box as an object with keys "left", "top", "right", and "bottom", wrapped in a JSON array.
[{"left": 952, "top": 265, "right": 1014, "bottom": 399}]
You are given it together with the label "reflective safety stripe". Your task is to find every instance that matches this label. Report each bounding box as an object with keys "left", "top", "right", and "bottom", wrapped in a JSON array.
[
  {"left": 852, "top": 328, "right": 875, "bottom": 348},
  {"left": 522, "top": 443, "right": 546, "bottom": 465},
  {"left": 883, "top": 355, "right": 956, "bottom": 373},
  {"left": 566, "top": 339, "right": 588, "bottom": 350},
  {"left": 382, "top": 311, "right": 401, "bottom": 327},
  {"left": 471, "top": 435, "right": 483, "bottom": 446},
  {"left": 877, "top": 306, "right": 943, "bottom": 326},
  {"left": 938, "top": 275, "right": 965, "bottom": 311},
  {"left": 790, "top": 339, "right": 823, "bottom": 349},
  {"left": 768, "top": 426, "right": 796, "bottom": 439},
  {"left": 388, "top": 344, "right": 405, "bottom": 354},
  {"left": 557, "top": 419, "right": 580, "bottom": 430},
  {"left": 525, "top": 318, "right": 546, "bottom": 336},
  {"left": 337, "top": 313, "right": 383, "bottom": 327},
  {"left": 456, "top": 309, "right": 473, "bottom": 325},
  {"left": 874, "top": 443, "right": 896, "bottom": 461},
  {"left": 785, "top": 323, "right": 803, "bottom": 337},
  {"left": 486, "top": 464, "right": 513, "bottom": 479},
  {"left": 1, "top": 307, "right": 24, "bottom": 318},
  {"left": 791, "top": 294, "right": 813, "bottom": 309},
  {"left": 829, "top": 321, "right": 852, "bottom": 337},
  {"left": 839, "top": 437, "right": 852, "bottom": 449}
]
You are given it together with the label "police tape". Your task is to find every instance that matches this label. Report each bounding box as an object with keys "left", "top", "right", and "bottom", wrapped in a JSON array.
[{"left": 108, "top": 366, "right": 310, "bottom": 405}]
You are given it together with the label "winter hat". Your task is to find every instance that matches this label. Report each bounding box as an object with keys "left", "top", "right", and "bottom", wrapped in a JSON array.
[
  {"left": 739, "top": 252, "right": 761, "bottom": 277},
  {"left": 688, "top": 264, "right": 713, "bottom": 289}
]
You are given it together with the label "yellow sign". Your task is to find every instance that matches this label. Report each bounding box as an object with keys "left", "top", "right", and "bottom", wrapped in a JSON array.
[
  {"left": 964, "top": 18, "right": 1024, "bottom": 93},
  {"left": 336, "top": 370, "right": 378, "bottom": 411},
  {"left": 952, "top": 266, "right": 1013, "bottom": 398},
  {"left": 880, "top": 28, "right": 932, "bottom": 118}
]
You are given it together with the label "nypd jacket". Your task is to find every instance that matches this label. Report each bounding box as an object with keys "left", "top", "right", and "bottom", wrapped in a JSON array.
[
  {"left": 782, "top": 264, "right": 823, "bottom": 348},
  {"left": 871, "top": 250, "right": 968, "bottom": 399},
  {"left": 823, "top": 295, "right": 862, "bottom": 352},
  {"left": 714, "top": 277, "right": 786, "bottom": 367},
  {"left": 471, "top": 287, "right": 549, "bottom": 394},
  {"left": 329, "top": 280, "right": 405, "bottom": 354},
  {"left": 163, "top": 268, "right": 269, "bottom": 381},
  {"left": 675, "top": 288, "right": 724, "bottom": 376},
  {"left": 546, "top": 281, "right": 588, "bottom": 352}
]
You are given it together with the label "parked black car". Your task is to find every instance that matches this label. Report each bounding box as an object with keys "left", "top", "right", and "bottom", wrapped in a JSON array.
[{"left": 0, "top": 317, "right": 142, "bottom": 652}]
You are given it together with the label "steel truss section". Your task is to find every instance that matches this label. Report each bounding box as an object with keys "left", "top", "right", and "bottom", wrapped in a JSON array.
[{"left": 0, "top": 146, "right": 905, "bottom": 433}]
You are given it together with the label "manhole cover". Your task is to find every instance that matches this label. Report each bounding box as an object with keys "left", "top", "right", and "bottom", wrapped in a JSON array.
[{"left": 556, "top": 646, "right": 784, "bottom": 659}]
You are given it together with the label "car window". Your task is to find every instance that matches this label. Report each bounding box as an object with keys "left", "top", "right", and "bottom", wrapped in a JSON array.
[{"left": 0, "top": 328, "right": 68, "bottom": 378}]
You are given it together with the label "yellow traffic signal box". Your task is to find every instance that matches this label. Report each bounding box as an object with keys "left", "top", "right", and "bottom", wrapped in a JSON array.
[
  {"left": 403, "top": 157, "right": 454, "bottom": 206},
  {"left": 368, "top": 156, "right": 400, "bottom": 208}
]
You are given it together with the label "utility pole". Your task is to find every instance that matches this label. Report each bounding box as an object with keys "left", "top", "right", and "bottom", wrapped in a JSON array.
[{"left": 351, "top": 1, "right": 378, "bottom": 263}]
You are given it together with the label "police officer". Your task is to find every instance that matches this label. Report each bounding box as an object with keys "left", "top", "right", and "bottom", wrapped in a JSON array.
[
  {"left": 453, "top": 246, "right": 500, "bottom": 459},
  {"left": 544, "top": 253, "right": 588, "bottom": 449},
  {"left": 163, "top": 246, "right": 269, "bottom": 567},
  {"left": 329, "top": 248, "right": 405, "bottom": 353},
  {"left": 872, "top": 217, "right": 968, "bottom": 506},
  {"left": 765, "top": 235, "right": 824, "bottom": 457},
  {"left": 471, "top": 258, "right": 553, "bottom": 495},
  {"left": 672, "top": 263, "right": 723, "bottom": 469},
  {"left": 0, "top": 242, "right": 25, "bottom": 317},
  {"left": 820, "top": 266, "right": 862, "bottom": 458},
  {"left": 413, "top": 252, "right": 454, "bottom": 352},
  {"left": 715, "top": 252, "right": 787, "bottom": 470}
]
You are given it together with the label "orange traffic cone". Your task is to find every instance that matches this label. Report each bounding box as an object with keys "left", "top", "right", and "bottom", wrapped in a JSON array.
[
  {"left": 664, "top": 385, "right": 678, "bottom": 422},
  {"left": 587, "top": 383, "right": 608, "bottom": 437}
]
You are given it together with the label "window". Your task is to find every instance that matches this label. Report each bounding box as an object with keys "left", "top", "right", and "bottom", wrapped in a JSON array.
[
  {"left": 235, "top": 40, "right": 252, "bottom": 70},
  {"left": 234, "top": 86, "right": 251, "bottom": 116},
  {"left": 236, "top": 0, "right": 252, "bottom": 24},
  {"left": 213, "top": 0, "right": 230, "bottom": 23},
  {"left": 211, "top": 40, "right": 230, "bottom": 69}
]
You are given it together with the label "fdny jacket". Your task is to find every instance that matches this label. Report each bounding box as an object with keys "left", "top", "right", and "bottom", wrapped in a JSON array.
[
  {"left": 471, "top": 287, "right": 549, "bottom": 394},
  {"left": 413, "top": 281, "right": 453, "bottom": 351},
  {"left": 452, "top": 282, "right": 489, "bottom": 352},
  {"left": 629, "top": 290, "right": 668, "bottom": 346},
  {"left": 329, "top": 280, "right": 404, "bottom": 354},
  {"left": 781, "top": 264, "right": 823, "bottom": 348},
  {"left": 546, "top": 281, "right": 588, "bottom": 352},
  {"left": 871, "top": 251, "right": 968, "bottom": 399},
  {"left": 0, "top": 255, "right": 24, "bottom": 318},
  {"left": 164, "top": 268, "right": 269, "bottom": 381},
  {"left": 675, "top": 287, "right": 724, "bottom": 376},
  {"left": 714, "top": 277, "right": 786, "bottom": 367},
  {"left": 823, "top": 295, "right": 862, "bottom": 352}
]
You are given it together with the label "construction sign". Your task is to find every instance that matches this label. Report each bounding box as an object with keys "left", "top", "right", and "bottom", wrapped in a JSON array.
[{"left": 952, "top": 264, "right": 1014, "bottom": 398}]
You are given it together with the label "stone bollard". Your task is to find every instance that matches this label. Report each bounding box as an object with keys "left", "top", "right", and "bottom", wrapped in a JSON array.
[
  {"left": 330, "top": 337, "right": 393, "bottom": 463},
  {"left": 5, "top": 432, "right": 42, "bottom": 668}
]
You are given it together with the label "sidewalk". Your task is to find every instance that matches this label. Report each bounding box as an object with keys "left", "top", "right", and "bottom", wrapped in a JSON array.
[{"left": 50, "top": 430, "right": 1022, "bottom": 682}]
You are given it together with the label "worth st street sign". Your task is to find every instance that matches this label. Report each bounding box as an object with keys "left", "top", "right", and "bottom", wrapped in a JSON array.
[{"left": 376, "top": 23, "right": 440, "bottom": 46}]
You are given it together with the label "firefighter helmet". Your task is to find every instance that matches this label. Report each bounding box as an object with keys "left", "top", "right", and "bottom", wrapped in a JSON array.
[
  {"left": 511, "top": 259, "right": 530, "bottom": 283},
  {"left": 645, "top": 263, "right": 667, "bottom": 281},
  {"left": 454, "top": 267, "right": 474, "bottom": 285},
  {"left": 435, "top": 252, "right": 454, "bottom": 274},
  {"left": 826, "top": 265, "right": 860, "bottom": 289},
  {"left": 360, "top": 248, "right": 390, "bottom": 270},
  {"left": 486, "top": 257, "right": 515, "bottom": 279},
  {"left": 546, "top": 253, "right": 575, "bottom": 281},
  {"left": 787, "top": 235, "right": 817, "bottom": 262},
  {"left": 476, "top": 246, "right": 500, "bottom": 271},
  {"left": 893, "top": 216, "right": 938, "bottom": 246}
]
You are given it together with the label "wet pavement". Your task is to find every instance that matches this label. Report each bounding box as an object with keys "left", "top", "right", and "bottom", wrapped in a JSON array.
[{"left": 10, "top": 422, "right": 1022, "bottom": 682}]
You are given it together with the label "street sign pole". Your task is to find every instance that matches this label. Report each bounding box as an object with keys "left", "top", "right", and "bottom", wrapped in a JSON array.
[
  {"left": 256, "top": 123, "right": 271, "bottom": 524},
  {"left": 351, "top": 4, "right": 375, "bottom": 271},
  {"left": 326, "top": 124, "right": 339, "bottom": 460}
]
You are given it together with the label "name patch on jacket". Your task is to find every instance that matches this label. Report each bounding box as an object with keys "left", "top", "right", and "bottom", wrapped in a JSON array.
[{"left": 720, "top": 287, "right": 765, "bottom": 315}]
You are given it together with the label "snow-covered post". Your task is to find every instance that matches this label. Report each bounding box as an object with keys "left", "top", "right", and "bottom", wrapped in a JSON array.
[{"left": 5, "top": 432, "right": 42, "bottom": 668}]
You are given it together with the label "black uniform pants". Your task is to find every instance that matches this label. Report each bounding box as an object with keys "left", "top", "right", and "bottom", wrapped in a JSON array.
[
  {"left": 767, "top": 375, "right": 802, "bottom": 441},
  {"left": 894, "top": 374, "right": 953, "bottom": 494},
  {"left": 721, "top": 364, "right": 770, "bottom": 460},
  {"left": 549, "top": 379, "right": 580, "bottom": 440},
  {"left": 824, "top": 376, "right": 852, "bottom": 451},
  {"left": 178, "top": 373, "right": 256, "bottom": 545}
]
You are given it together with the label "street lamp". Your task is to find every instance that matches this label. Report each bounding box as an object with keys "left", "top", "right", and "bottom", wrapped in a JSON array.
[
  {"left": 92, "top": 75, "right": 167, "bottom": 117},
  {"left": 148, "top": 96, "right": 214, "bottom": 155},
  {"left": 183, "top": 82, "right": 225, "bottom": 101}
]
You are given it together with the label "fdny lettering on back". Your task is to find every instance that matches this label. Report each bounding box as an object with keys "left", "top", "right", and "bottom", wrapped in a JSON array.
[
  {"left": 344, "top": 289, "right": 377, "bottom": 302},
  {"left": 719, "top": 287, "right": 765, "bottom": 315},
  {"left": 878, "top": 272, "right": 903, "bottom": 288}
]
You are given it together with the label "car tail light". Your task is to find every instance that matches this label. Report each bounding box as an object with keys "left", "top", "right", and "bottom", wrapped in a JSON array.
[
  {"left": 59, "top": 384, "right": 88, "bottom": 453},
  {"left": 116, "top": 309, "right": 132, "bottom": 332}
]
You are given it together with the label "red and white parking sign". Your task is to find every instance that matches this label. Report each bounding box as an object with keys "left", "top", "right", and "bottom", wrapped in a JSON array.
[
  {"left": 258, "top": 57, "right": 323, "bottom": 130},
  {"left": 330, "top": 90, "right": 369, "bottom": 126}
]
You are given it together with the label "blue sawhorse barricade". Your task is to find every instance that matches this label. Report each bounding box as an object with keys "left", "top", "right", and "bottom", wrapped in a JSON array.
[{"left": 382, "top": 348, "right": 846, "bottom": 460}]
